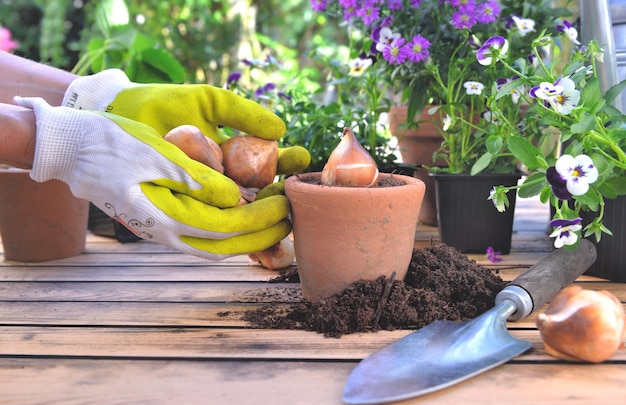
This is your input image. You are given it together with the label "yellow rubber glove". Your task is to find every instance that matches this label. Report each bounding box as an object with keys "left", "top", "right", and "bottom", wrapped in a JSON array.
[
  {"left": 14, "top": 96, "right": 291, "bottom": 260},
  {"left": 62, "top": 69, "right": 310, "bottom": 175}
]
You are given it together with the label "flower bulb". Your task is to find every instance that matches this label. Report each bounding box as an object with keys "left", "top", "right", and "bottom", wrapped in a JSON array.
[
  {"left": 536, "top": 285, "right": 625, "bottom": 363},
  {"left": 320, "top": 127, "right": 379, "bottom": 187}
]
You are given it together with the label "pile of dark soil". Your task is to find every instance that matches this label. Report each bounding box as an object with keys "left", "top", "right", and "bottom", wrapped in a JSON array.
[{"left": 243, "top": 243, "right": 506, "bottom": 337}]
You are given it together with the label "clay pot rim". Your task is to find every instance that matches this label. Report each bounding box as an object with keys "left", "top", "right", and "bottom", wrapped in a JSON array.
[{"left": 285, "top": 172, "right": 425, "bottom": 196}]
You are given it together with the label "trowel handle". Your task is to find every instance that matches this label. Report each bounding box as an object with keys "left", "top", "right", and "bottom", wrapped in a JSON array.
[{"left": 495, "top": 239, "right": 597, "bottom": 321}]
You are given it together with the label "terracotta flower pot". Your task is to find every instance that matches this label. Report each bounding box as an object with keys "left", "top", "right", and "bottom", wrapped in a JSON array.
[
  {"left": 0, "top": 168, "right": 89, "bottom": 262},
  {"left": 284, "top": 172, "right": 426, "bottom": 302},
  {"left": 389, "top": 105, "right": 445, "bottom": 226}
]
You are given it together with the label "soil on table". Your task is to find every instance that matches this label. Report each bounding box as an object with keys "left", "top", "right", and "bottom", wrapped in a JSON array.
[
  {"left": 243, "top": 243, "right": 507, "bottom": 338},
  {"left": 298, "top": 173, "right": 407, "bottom": 187}
]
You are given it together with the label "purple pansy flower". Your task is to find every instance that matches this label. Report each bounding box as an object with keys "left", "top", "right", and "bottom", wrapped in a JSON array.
[
  {"left": 549, "top": 217, "right": 583, "bottom": 248},
  {"left": 476, "top": 36, "right": 509, "bottom": 66}
]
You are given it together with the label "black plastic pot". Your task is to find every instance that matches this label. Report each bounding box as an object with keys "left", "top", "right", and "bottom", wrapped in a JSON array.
[
  {"left": 581, "top": 195, "right": 626, "bottom": 282},
  {"left": 431, "top": 172, "right": 521, "bottom": 254}
]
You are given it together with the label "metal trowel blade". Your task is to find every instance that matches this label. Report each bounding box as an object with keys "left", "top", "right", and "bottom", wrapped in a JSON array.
[{"left": 343, "top": 301, "right": 532, "bottom": 404}]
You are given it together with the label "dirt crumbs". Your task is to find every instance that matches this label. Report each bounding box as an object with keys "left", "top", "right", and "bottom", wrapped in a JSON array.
[
  {"left": 299, "top": 174, "right": 406, "bottom": 187},
  {"left": 243, "top": 243, "right": 507, "bottom": 338}
]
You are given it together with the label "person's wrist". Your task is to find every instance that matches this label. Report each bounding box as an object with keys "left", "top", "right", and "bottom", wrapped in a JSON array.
[{"left": 0, "top": 103, "right": 36, "bottom": 169}]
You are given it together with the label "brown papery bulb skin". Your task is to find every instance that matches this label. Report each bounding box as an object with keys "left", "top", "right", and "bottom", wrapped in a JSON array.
[
  {"left": 321, "top": 127, "right": 379, "bottom": 187},
  {"left": 221, "top": 135, "right": 278, "bottom": 189},
  {"left": 164, "top": 125, "right": 224, "bottom": 173},
  {"left": 536, "top": 285, "right": 626, "bottom": 363}
]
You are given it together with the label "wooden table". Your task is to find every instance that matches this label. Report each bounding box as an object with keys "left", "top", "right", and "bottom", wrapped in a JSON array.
[{"left": 1, "top": 198, "right": 625, "bottom": 404}]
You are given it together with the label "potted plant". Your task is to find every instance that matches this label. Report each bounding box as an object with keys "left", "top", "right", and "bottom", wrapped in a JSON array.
[
  {"left": 488, "top": 26, "right": 626, "bottom": 281},
  {"left": 284, "top": 127, "right": 426, "bottom": 302},
  {"left": 310, "top": 0, "right": 574, "bottom": 238}
]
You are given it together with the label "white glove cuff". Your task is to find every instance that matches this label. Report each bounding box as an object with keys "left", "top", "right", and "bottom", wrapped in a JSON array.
[
  {"left": 62, "top": 69, "right": 137, "bottom": 111},
  {"left": 14, "top": 96, "right": 83, "bottom": 184}
]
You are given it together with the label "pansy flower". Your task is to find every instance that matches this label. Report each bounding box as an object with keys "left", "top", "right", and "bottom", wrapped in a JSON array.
[
  {"left": 549, "top": 218, "right": 583, "bottom": 248},
  {"left": 255, "top": 82, "right": 276, "bottom": 98},
  {"left": 442, "top": 114, "right": 452, "bottom": 131},
  {"left": 476, "top": 36, "right": 509, "bottom": 66},
  {"left": 467, "top": 34, "right": 482, "bottom": 50},
  {"left": 554, "top": 154, "right": 598, "bottom": 197},
  {"left": 556, "top": 20, "right": 580, "bottom": 45},
  {"left": 486, "top": 246, "right": 502, "bottom": 263},
  {"left": 529, "top": 77, "right": 580, "bottom": 115},
  {"left": 511, "top": 16, "right": 536, "bottom": 36},
  {"left": 546, "top": 166, "right": 572, "bottom": 200},
  {"left": 488, "top": 186, "right": 507, "bottom": 212},
  {"left": 348, "top": 55, "right": 373, "bottom": 76},
  {"left": 373, "top": 26, "right": 401, "bottom": 53},
  {"left": 226, "top": 71, "right": 241, "bottom": 86},
  {"left": 463, "top": 81, "right": 484, "bottom": 95}
]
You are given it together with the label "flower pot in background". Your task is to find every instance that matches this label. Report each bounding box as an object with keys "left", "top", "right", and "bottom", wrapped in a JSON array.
[
  {"left": 389, "top": 105, "right": 445, "bottom": 227},
  {"left": 581, "top": 195, "right": 626, "bottom": 282},
  {"left": 284, "top": 172, "right": 426, "bottom": 302},
  {"left": 431, "top": 172, "right": 521, "bottom": 254},
  {"left": 0, "top": 168, "right": 89, "bottom": 262}
]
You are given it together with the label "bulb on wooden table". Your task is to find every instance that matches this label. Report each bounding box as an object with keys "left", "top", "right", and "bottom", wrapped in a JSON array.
[
  {"left": 321, "top": 127, "right": 379, "bottom": 187},
  {"left": 536, "top": 285, "right": 626, "bottom": 363}
]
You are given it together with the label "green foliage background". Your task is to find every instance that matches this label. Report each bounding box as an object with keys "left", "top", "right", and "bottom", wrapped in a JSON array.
[
  {"left": 0, "top": 0, "right": 391, "bottom": 169},
  {"left": 0, "top": 0, "right": 340, "bottom": 85}
]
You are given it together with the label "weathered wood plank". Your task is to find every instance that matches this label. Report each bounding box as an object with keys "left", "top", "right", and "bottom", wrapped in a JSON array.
[
  {"left": 0, "top": 359, "right": 622, "bottom": 405},
  {"left": 0, "top": 281, "right": 303, "bottom": 303},
  {"left": 1, "top": 326, "right": 625, "bottom": 362},
  {"left": 0, "top": 358, "right": 623, "bottom": 405},
  {"left": 0, "top": 301, "right": 564, "bottom": 329},
  {"left": 0, "top": 302, "right": 260, "bottom": 327},
  {"left": 0, "top": 263, "right": 288, "bottom": 282},
  {"left": 2, "top": 301, "right": 624, "bottom": 330},
  {"left": 1, "top": 280, "right": 622, "bottom": 302}
]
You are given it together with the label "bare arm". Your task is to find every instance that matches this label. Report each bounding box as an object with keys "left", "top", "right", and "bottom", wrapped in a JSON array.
[
  {"left": 0, "top": 52, "right": 77, "bottom": 105},
  {"left": 0, "top": 103, "right": 36, "bottom": 169},
  {"left": 0, "top": 53, "right": 78, "bottom": 168}
]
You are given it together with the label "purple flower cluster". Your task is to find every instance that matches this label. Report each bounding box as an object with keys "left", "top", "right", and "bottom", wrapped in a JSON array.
[{"left": 311, "top": 0, "right": 501, "bottom": 66}]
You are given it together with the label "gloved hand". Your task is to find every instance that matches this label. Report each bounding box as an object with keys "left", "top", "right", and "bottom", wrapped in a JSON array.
[
  {"left": 62, "top": 69, "right": 310, "bottom": 175},
  {"left": 14, "top": 96, "right": 291, "bottom": 260}
]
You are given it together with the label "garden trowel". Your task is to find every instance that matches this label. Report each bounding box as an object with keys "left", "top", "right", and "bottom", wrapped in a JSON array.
[{"left": 343, "top": 239, "right": 597, "bottom": 404}]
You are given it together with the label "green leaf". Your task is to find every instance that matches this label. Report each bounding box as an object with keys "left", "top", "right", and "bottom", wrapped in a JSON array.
[
  {"left": 486, "top": 135, "right": 503, "bottom": 154},
  {"left": 495, "top": 78, "right": 525, "bottom": 101},
  {"left": 597, "top": 182, "right": 617, "bottom": 199},
  {"left": 539, "top": 184, "right": 553, "bottom": 203},
  {"left": 471, "top": 152, "right": 492, "bottom": 175},
  {"left": 574, "top": 187, "right": 601, "bottom": 211},
  {"left": 519, "top": 172, "right": 547, "bottom": 198},
  {"left": 106, "top": 25, "right": 137, "bottom": 50},
  {"left": 580, "top": 76, "right": 601, "bottom": 107},
  {"left": 507, "top": 135, "right": 544, "bottom": 170},
  {"left": 604, "top": 78, "right": 626, "bottom": 105},
  {"left": 135, "top": 48, "right": 186, "bottom": 83},
  {"left": 570, "top": 112, "right": 596, "bottom": 134},
  {"left": 605, "top": 176, "right": 626, "bottom": 195}
]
